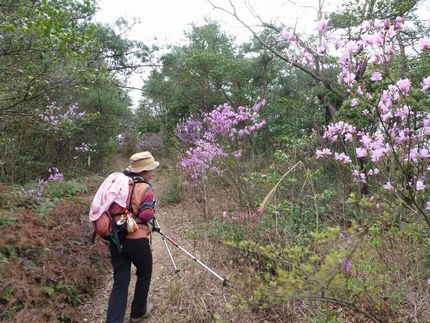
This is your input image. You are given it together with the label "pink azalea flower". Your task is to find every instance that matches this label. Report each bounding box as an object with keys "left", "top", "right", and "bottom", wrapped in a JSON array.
[
  {"left": 344, "top": 133, "right": 353, "bottom": 142},
  {"left": 232, "top": 150, "right": 242, "bottom": 158},
  {"left": 416, "top": 180, "right": 426, "bottom": 191},
  {"left": 396, "top": 79, "right": 411, "bottom": 93},
  {"left": 334, "top": 152, "right": 352, "bottom": 164},
  {"left": 371, "top": 148, "right": 385, "bottom": 162},
  {"left": 381, "top": 111, "right": 393, "bottom": 121},
  {"left": 384, "top": 182, "right": 393, "bottom": 191},
  {"left": 316, "top": 148, "right": 332, "bottom": 159},
  {"left": 419, "top": 38, "right": 430, "bottom": 51},
  {"left": 352, "top": 170, "right": 367, "bottom": 184},
  {"left": 356, "top": 147, "right": 367, "bottom": 158},
  {"left": 374, "top": 19, "right": 384, "bottom": 28},
  {"left": 282, "top": 30, "right": 295, "bottom": 41},
  {"left": 394, "top": 105, "right": 412, "bottom": 117},
  {"left": 395, "top": 17, "right": 404, "bottom": 30},
  {"left": 420, "top": 149, "right": 430, "bottom": 159},
  {"left": 317, "top": 19, "right": 329, "bottom": 32},
  {"left": 421, "top": 76, "right": 430, "bottom": 91},
  {"left": 361, "top": 21, "right": 371, "bottom": 30},
  {"left": 371, "top": 71, "right": 383, "bottom": 81}
]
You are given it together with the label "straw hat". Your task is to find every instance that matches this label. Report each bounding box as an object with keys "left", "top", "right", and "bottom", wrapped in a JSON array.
[{"left": 129, "top": 151, "right": 160, "bottom": 173}]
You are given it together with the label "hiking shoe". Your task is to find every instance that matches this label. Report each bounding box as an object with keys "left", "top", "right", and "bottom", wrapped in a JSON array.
[{"left": 129, "top": 303, "right": 156, "bottom": 322}]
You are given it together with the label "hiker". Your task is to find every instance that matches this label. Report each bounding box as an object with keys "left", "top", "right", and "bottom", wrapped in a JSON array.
[{"left": 106, "top": 151, "right": 159, "bottom": 323}]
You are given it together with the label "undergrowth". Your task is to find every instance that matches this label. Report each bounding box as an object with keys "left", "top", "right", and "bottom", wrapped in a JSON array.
[{"left": 0, "top": 176, "right": 109, "bottom": 322}]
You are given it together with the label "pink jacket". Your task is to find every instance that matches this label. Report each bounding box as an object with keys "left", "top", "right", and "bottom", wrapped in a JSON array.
[{"left": 89, "top": 172, "right": 130, "bottom": 222}]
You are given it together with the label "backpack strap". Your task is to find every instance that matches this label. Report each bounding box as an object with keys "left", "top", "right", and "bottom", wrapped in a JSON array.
[
  {"left": 110, "top": 208, "right": 123, "bottom": 253},
  {"left": 110, "top": 177, "right": 136, "bottom": 253},
  {"left": 126, "top": 177, "right": 135, "bottom": 213}
]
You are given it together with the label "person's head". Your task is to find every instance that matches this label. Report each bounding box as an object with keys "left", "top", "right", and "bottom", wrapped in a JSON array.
[{"left": 129, "top": 151, "right": 159, "bottom": 180}]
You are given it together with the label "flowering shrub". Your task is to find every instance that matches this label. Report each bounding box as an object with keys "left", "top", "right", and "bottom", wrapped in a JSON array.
[
  {"left": 176, "top": 120, "right": 204, "bottom": 144},
  {"left": 136, "top": 133, "right": 163, "bottom": 150},
  {"left": 177, "top": 100, "right": 266, "bottom": 180},
  {"left": 225, "top": 222, "right": 430, "bottom": 321},
  {"left": 21, "top": 166, "right": 64, "bottom": 200},
  {"left": 39, "top": 102, "right": 85, "bottom": 132},
  {"left": 289, "top": 17, "right": 430, "bottom": 228}
]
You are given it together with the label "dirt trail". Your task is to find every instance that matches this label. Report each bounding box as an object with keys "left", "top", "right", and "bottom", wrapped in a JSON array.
[{"left": 78, "top": 172, "right": 230, "bottom": 322}]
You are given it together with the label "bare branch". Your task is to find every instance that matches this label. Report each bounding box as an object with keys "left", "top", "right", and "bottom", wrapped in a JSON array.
[{"left": 208, "top": 0, "right": 346, "bottom": 100}]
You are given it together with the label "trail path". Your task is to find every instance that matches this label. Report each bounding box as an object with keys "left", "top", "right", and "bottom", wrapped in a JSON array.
[{"left": 78, "top": 172, "right": 230, "bottom": 322}]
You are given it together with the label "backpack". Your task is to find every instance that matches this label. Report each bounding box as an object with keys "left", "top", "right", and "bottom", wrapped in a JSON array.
[{"left": 90, "top": 172, "right": 140, "bottom": 252}]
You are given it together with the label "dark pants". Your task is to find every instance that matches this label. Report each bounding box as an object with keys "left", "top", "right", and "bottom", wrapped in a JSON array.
[{"left": 106, "top": 238, "right": 152, "bottom": 323}]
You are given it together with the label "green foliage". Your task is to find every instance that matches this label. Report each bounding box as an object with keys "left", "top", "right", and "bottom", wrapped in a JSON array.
[
  {"left": 0, "top": 244, "right": 17, "bottom": 260},
  {"left": 160, "top": 172, "right": 183, "bottom": 205},
  {"left": 40, "top": 280, "right": 82, "bottom": 307},
  {"left": 43, "top": 181, "right": 87, "bottom": 198},
  {"left": 220, "top": 211, "right": 430, "bottom": 321},
  {"left": 0, "top": 0, "right": 151, "bottom": 183},
  {"left": 142, "top": 21, "right": 267, "bottom": 147}
]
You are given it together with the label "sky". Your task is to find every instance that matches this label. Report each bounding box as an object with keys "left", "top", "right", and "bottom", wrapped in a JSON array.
[
  {"left": 93, "top": 0, "right": 430, "bottom": 107},
  {"left": 94, "top": 0, "right": 330, "bottom": 45},
  {"left": 94, "top": 0, "right": 334, "bottom": 107}
]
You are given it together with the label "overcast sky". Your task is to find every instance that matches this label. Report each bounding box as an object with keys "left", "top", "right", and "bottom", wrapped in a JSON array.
[
  {"left": 94, "top": 0, "right": 329, "bottom": 45},
  {"left": 93, "top": 0, "right": 430, "bottom": 107},
  {"left": 94, "top": 0, "right": 333, "bottom": 107}
]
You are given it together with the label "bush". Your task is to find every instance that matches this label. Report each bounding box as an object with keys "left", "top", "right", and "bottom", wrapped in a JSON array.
[
  {"left": 43, "top": 180, "right": 87, "bottom": 198},
  {"left": 160, "top": 172, "right": 183, "bottom": 205}
]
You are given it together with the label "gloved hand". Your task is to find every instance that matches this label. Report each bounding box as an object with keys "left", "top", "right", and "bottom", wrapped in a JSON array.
[{"left": 150, "top": 217, "right": 161, "bottom": 232}]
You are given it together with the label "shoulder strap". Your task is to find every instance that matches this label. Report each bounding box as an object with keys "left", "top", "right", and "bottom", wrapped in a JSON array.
[{"left": 126, "top": 177, "right": 135, "bottom": 212}]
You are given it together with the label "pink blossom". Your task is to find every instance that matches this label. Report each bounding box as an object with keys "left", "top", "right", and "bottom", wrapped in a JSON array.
[
  {"left": 374, "top": 19, "right": 384, "bottom": 28},
  {"left": 381, "top": 111, "right": 393, "bottom": 121},
  {"left": 421, "top": 76, "right": 430, "bottom": 91},
  {"left": 416, "top": 180, "right": 426, "bottom": 191},
  {"left": 351, "top": 98, "right": 359, "bottom": 107},
  {"left": 360, "top": 135, "right": 372, "bottom": 148},
  {"left": 420, "top": 149, "right": 430, "bottom": 159},
  {"left": 394, "top": 105, "right": 412, "bottom": 117},
  {"left": 352, "top": 170, "right": 367, "bottom": 184},
  {"left": 395, "top": 17, "right": 403, "bottom": 30},
  {"left": 356, "top": 147, "right": 367, "bottom": 158},
  {"left": 316, "top": 148, "right": 332, "bottom": 159},
  {"left": 396, "top": 79, "right": 411, "bottom": 93},
  {"left": 371, "top": 148, "right": 385, "bottom": 162},
  {"left": 344, "top": 133, "right": 353, "bottom": 142},
  {"left": 419, "top": 38, "right": 430, "bottom": 51},
  {"left": 232, "top": 150, "right": 242, "bottom": 158},
  {"left": 281, "top": 29, "right": 295, "bottom": 41},
  {"left": 408, "top": 149, "right": 419, "bottom": 162},
  {"left": 384, "top": 182, "right": 393, "bottom": 191},
  {"left": 371, "top": 71, "right": 383, "bottom": 81},
  {"left": 335, "top": 38, "right": 344, "bottom": 49},
  {"left": 317, "top": 19, "right": 329, "bottom": 32},
  {"left": 383, "top": 19, "right": 391, "bottom": 30},
  {"left": 426, "top": 202, "right": 430, "bottom": 211},
  {"left": 361, "top": 21, "right": 371, "bottom": 30},
  {"left": 368, "top": 168, "right": 379, "bottom": 176},
  {"left": 334, "top": 152, "right": 352, "bottom": 164},
  {"left": 386, "top": 27, "right": 396, "bottom": 38}
]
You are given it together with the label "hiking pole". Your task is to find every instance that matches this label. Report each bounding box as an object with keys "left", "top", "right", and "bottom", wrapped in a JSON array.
[
  {"left": 152, "top": 218, "right": 180, "bottom": 276},
  {"left": 150, "top": 223, "right": 228, "bottom": 287}
]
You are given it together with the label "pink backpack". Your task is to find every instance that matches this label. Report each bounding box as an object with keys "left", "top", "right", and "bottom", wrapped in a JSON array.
[{"left": 91, "top": 174, "right": 138, "bottom": 251}]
